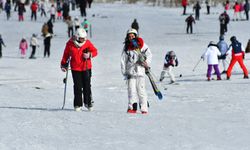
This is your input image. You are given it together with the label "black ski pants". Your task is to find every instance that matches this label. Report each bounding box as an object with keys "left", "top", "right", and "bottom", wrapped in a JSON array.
[
  {"left": 44, "top": 44, "right": 50, "bottom": 57},
  {"left": 186, "top": 23, "right": 193, "bottom": 34},
  {"left": 31, "top": 11, "right": 37, "bottom": 21},
  {"left": 71, "top": 70, "right": 92, "bottom": 107},
  {"left": 30, "top": 46, "right": 36, "bottom": 58}
]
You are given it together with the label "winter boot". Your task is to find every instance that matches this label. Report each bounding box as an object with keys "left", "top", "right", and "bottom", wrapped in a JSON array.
[
  {"left": 243, "top": 75, "right": 249, "bottom": 79},
  {"left": 141, "top": 111, "right": 148, "bottom": 114},
  {"left": 84, "top": 103, "right": 93, "bottom": 111},
  {"left": 127, "top": 103, "right": 137, "bottom": 113},
  {"left": 74, "top": 106, "right": 82, "bottom": 112}
]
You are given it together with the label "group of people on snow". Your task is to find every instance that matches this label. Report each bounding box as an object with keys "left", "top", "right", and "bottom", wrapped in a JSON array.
[
  {"left": 1, "top": 0, "right": 93, "bottom": 22},
  {"left": 1, "top": 1, "right": 250, "bottom": 115},
  {"left": 201, "top": 35, "right": 249, "bottom": 81},
  {"left": 183, "top": 0, "right": 249, "bottom": 35}
]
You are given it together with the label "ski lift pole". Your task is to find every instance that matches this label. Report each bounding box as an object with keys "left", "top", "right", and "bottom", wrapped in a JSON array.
[{"left": 192, "top": 58, "right": 202, "bottom": 72}]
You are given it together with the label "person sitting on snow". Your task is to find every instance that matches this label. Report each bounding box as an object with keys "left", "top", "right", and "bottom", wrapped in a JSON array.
[{"left": 159, "top": 51, "right": 178, "bottom": 84}]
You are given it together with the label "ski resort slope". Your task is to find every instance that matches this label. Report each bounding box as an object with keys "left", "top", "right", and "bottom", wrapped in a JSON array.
[{"left": 0, "top": 3, "right": 250, "bottom": 150}]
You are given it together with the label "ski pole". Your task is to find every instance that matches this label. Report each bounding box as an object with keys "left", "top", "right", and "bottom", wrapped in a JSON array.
[
  {"left": 192, "top": 58, "right": 202, "bottom": 72},
  {"left": 62, "top": 58, "right": 71, "bottom": 110}
]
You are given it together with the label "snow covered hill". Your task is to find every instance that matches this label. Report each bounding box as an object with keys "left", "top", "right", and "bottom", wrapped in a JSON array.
[{"left": 0, "top": 3, "right": 250, "bottom": 150}]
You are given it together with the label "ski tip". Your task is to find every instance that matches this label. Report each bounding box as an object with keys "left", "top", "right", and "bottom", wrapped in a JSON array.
[{"left": 157, "top": 92, "right": 163, "bottom": 100}]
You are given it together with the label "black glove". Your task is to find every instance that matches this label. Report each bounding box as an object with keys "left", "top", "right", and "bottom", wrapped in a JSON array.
[{"left": 61, "top": 63, "right": 69, "bottom": 72}]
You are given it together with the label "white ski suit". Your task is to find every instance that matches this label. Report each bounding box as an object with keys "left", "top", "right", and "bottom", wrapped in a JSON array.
[{"left": 121, "top": 39, "right": 152, "bottom": 112}]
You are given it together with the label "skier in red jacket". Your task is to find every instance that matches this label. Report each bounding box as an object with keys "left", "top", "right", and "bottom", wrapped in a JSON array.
[
  {"left": 182, "top": 0, "right": 188, "bottom": 15},
  {"left": 226, "top": 36, "right": 249, "bottom": 80},
  {"left": 61, "top": 28, "right": 98, "bottom": 111}
]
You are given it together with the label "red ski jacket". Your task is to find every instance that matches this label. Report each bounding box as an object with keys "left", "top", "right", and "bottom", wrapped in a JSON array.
[
  {"left": 31, "top": 3, "right": 38, "bottom": 12},
  {"left": 61, "top": 38, "right": 98, "bottom": 71},
  {"left": 182, "top": 0, "right": 188, "bottom": 6}
]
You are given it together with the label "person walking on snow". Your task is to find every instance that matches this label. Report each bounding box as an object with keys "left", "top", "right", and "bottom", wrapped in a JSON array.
[
  {"left": 43, "top": 32, "right": 52, "bottom": 58},
  {"left": 81, "top": 18, "right": 90, "bottom": 34},
  {"left": 29, "top": 34, "right": 39, "bottom": 59},
  {"left": 244, "top": 0, "right": 250, "bottom": 20},
  {"left": 182, "top": 0, "right": 188, "bottom": 15},
  {"left": 226, "top": 36, "right": 249, "bottom": 79},
  {"left": 121, "top": 28, "right": 152, "bottom": 114},
  {"left": 185, "top": 14, "right": 195, "bottom": 34},
  {"left": 217, "top": 35, "right": 229, "bottom": 74},
  {"left": 193, "top": 1, "right": 201, "bottom": 20},
  {"left": 30, "top": 1, "right": 38, "bottom": 21},
  {"left": 219, "top": 11, "right": 230, "bottom": 36},
  {"left": 201, "top": 41, "right": 222, "bottom": 81},
  {"left": 60, "top": 28, "right": 98, "bottom": 112},
  {"left": 159, "top": 51, "right": 179, "bottom": 84},
  {"left": 19, "top": 37, "right": 28, "bottom": 58},
  {"left": 4, "top": 0, "right": 11, "bottom": 20}
]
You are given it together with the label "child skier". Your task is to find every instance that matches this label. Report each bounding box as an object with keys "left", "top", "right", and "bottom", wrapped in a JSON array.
[
  {"left": 81, "top": 18, "right": 90, "bottom": 33},
  {"left": 217, "top": 35, "right": 229, "bottom": 74},
  {"left": 19, "top": 37, "right": 28, "bottom": 58},
  {"left": 121, "top": 28, "right": 152, "bottom": 114},
  {"left": 201, "top": 41, "right": 222, "bottom": 81},
  {"left": 29, "top": 34, "right": 39, "bottom": 59},
  {"left": 159, "top": 51, "right": 179, "bottom": 84}
]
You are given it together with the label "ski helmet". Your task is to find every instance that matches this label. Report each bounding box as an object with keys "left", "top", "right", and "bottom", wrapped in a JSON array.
[
  {"left": 75, "top": 28, "right": 87, "bottom": 41},
  {"left": 127, "top": 28, "right": 138, "bottom": 36}
]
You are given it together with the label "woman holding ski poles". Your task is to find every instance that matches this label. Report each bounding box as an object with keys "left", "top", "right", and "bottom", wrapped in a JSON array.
[
  {"left": 60, "top": 28, "right": 98, "bottom": 112},
  {"left": 120, "top": 28, "right": 152, "bottom": 114}
]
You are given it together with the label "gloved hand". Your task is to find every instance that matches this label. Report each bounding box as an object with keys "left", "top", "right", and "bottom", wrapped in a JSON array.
[
  {"left": 83, "top": 52, "right": 91, "bottom": 59},
  {"left": 141, "top": 61, "right": 149, "bottom": 69},
  {"left": 61, "top": 63, "right": 68, "bottom": 72}
]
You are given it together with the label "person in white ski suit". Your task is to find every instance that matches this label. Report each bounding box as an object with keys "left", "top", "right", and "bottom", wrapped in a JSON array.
[
  {"left": 201, "top": 41, "right": 222, "bottom": 81},
  {"left": 159, "top": 51, "right": 178, "bottom": 83},
  {"left": 121, "top": 28, "right": 152, "bottom": 114}
]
